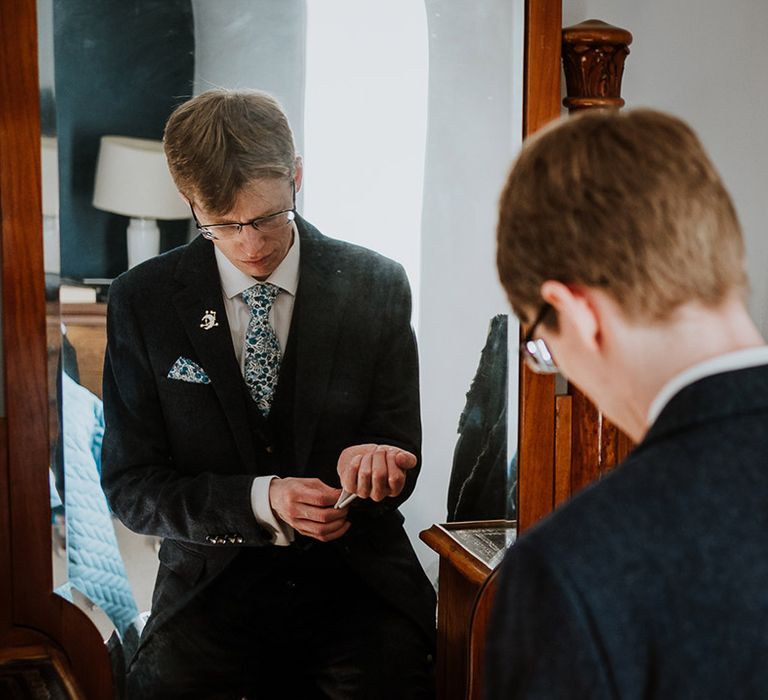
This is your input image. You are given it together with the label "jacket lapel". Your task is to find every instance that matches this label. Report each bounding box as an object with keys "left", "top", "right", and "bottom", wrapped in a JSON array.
[
  {"left": 171, "top": 236, "right": 258, "bottom": 470},
  {"left": 292, "top": 218, "right": 344, "bottom": 471}
]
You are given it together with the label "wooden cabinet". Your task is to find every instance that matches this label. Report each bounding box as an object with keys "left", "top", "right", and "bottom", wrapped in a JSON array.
[
  {"left": 421, "top": 522, "right": 516, "bottom": 700},
  {"left": 61, "top": 303, "right": 108, "bottom": 399}
]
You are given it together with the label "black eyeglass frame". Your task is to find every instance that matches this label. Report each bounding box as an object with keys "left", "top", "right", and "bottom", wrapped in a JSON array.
[
  {"left": 520, "top": 303, "right": 558, "bottom": 374},
  {"left": 190, "top": 180, "right": 297, "bottom": 241}
]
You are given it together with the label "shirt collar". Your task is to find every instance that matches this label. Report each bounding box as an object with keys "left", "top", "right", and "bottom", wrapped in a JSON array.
[
  {"left": 214, "top": 222, "right": 301, "bottom": 299},
  {"left": 647, "top": 346, "right": 768, "bottom": 426}
]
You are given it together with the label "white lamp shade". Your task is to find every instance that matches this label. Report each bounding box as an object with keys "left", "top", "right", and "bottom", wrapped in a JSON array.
[
  {"left": 92, "top": 135, "right": 189, "bottom": 220},
  {"left": 41, "top": 136, "right": 59, "bottom": 216}
]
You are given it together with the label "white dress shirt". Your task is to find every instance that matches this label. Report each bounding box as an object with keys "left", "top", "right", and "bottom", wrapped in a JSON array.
[
  {"left": 647, "top": 346, "right": 768, "bottom": 427},
  {"left": 213, "top": 226, "right": 300, "bottom": 546}
]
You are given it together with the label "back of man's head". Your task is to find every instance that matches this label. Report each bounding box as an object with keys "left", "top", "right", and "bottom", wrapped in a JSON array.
[
  {"left": 497, "top": 108, "right": 746, "bottom": 325},
  {"left": 164, "top": 89, "right": 297, "bottom": 216}
]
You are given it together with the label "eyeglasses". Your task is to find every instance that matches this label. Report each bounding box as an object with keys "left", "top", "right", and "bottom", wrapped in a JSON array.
[
  {"left": 191, "top": 182, "right": 296, "bottom": 241},
  {"left": 521, "top": 303, "right": 558, "bottom": 374}
]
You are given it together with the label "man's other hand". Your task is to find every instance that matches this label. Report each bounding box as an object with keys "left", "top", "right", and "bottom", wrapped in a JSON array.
[
  {"left": 268, "top": 478, "right": 350, "bottom": 542},
  {"left": 337, "top": 443, "right": 417, "bottom": 502}
]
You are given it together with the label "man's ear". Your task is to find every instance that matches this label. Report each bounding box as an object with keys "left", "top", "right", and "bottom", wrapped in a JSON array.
[
  {"left": 293, "top": 156, "right": 304, "bottom": 194},
  {"left": 540, "top": 280, "right": 601, "bottom": 352}
]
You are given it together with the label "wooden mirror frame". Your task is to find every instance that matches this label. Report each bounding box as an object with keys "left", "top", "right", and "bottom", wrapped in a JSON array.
[
  {"left": 0, "top": 0, "right": 113, "bottom": 697},
  {"left": 518, "top": 14, "right": 634, "bottom": 534},
  {"left": 516, "top": 0, "right": 563, "bottom": 534},
  {"left": 0, "top": 0, "right": 565, "bottom": 695}
]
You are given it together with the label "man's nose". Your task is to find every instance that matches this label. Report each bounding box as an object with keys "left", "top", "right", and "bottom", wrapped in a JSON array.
[{"left": 238, "top": 225, "right": 268, "bottom": 250}]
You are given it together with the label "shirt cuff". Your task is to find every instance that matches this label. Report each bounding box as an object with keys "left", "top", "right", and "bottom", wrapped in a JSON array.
[{"left": 250, "top": 476, "right": 295, "bottom": 547}]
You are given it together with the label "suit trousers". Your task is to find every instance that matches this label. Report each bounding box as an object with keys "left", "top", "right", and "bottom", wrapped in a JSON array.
[{"left": 126, "top": 542, "right": 435, "bottom": 699}]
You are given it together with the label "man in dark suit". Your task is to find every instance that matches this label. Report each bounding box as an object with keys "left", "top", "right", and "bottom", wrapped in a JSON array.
[
  {"left": 101, "top": 89, "right": 435, "bottom": 699},
  {"left": 486, "top": 108, "right": 768, "bottom": 697}
]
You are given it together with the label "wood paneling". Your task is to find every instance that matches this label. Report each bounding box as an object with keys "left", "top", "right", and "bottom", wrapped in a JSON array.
[
  {"left": 518, "top": 367, "right": 556, "bottom": 531},
  {"left": 569, "top": 386, "right": 601, "bottom": 494},
  {"left": 554, "top": 395, "right": 572, "bottom": 507}
]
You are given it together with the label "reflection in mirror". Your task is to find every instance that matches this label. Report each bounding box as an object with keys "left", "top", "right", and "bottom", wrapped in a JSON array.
[
  {"left": 405, "top": 0, "right": 522, "bottom": 564},
  {"left": 39, "top": 0, "right": 154, "bottom": 645},
  {"left": 39, "top": 0, "right": 523, "bottom": 660},
  {"left": 37, "top": 0, "right": 66, "bottom": 594}
]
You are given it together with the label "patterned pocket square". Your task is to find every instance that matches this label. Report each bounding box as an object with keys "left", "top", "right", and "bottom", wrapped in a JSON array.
[{"left": 167, "top": 357, "right": 211, "bottom": 384}]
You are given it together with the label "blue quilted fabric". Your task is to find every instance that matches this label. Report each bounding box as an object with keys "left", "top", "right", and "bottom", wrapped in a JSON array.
[{"left": 57, "top": 372, "right": 139, "bottom": 638}]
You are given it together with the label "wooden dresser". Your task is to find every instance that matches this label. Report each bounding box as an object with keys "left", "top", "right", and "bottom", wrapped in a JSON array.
[{"left": 47, "top": 302, "right": 108, "bottom": 399}]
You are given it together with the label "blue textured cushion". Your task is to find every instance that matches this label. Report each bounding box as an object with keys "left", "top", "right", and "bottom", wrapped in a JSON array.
[{"left": 58, "top": 372, "right": 139, "bottom": 638}]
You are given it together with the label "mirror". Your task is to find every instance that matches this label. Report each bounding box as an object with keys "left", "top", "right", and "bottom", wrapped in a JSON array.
[{"left": 40, "top": 0, "right": 524, "bottom": 641}]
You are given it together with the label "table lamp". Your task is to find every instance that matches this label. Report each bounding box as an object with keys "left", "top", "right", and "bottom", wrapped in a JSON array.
[{"left": 92, "top": 135, "right": 189, "bottom": 268}]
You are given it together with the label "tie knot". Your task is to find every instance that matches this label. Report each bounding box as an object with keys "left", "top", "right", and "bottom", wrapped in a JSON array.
[{"left": 242, "top": 282, "right": 281, "bottom": 317}]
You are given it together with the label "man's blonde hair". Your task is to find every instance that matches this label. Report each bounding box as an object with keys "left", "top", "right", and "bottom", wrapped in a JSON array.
[
  {"left": 164, "top": 89, "right": 296, "bottom": 215},
  {"left": 497, "top": 108, "right": 746, "bottom": 325}
]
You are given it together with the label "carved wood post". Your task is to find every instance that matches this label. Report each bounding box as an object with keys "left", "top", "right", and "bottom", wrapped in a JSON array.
[
  {"left": 562, "top": 20, "right": 632, "bottom": 113},
  {"left": 557, "top": 20, "right": 634, "bottom": 499}
]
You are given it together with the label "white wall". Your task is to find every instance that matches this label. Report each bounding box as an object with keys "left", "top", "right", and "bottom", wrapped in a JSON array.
[
  {"left": 565, "top": 0, "right": 768, "bottom": 335},
  {"left": 37, "top": 0, "right": 55, "bottom": 94},
  {"left": 302, "top": 0, "right": 427, "bottom": 317},
  {"left": 191, "top": 0, "right": 307, "bottom": 153}
]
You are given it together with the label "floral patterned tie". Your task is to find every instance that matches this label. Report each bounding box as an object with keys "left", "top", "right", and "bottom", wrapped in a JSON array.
[{"left": 241, "top": 282, "right": 282, "bottom": 416}]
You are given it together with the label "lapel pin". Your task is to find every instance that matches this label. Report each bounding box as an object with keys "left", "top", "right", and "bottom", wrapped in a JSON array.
[{"left": 200, "top": 310, "right": 219, "bottom": 330}]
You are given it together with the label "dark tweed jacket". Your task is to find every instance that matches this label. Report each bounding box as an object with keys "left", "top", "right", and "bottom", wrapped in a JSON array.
[
  {"left": 101, "top": 216, "right": 435, "bottom": 652},
  {"left": 486, "top": 364, "right": 768, "bottom": 699}
]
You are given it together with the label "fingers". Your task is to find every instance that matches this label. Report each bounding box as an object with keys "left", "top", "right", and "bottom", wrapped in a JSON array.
[
  {"left": 369, "top": 446, "right": 391, "bottom": 501},
  {"left": 340, "top": 453, "right": 363, "bottom": 494},
  {"left": 335, "top": 443, "right": 419, "bottom": 502},
  {"left": 355, "top": 447, "right": 380, "bottom": 500},
  {"left": 385, "top": 448, "right": 407, "bottom": 497},
  {"left": 269, "top": 477, "right": 349, "bottom": 542},
  {"left": 270, "top": 478, "right": 343, "bottom": 513},
  {"left": 293, "top": 516, "right": 351, "bottom": 542},
  {"left": 394, "top": 449, "right": 418, "bottom": 470}
]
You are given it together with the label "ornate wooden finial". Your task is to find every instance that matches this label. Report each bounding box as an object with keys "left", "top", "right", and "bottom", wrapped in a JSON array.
[{"left": 562, "top": 19, "right": 633, "bottom": 113}]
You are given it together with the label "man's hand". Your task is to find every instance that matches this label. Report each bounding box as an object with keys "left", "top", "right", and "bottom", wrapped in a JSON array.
[
  {"left": 337, "top": 443, "right": 418, "bottom": 502},
  {"left": 269, "top": 477, "right": 350, "bottom": 542}
]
